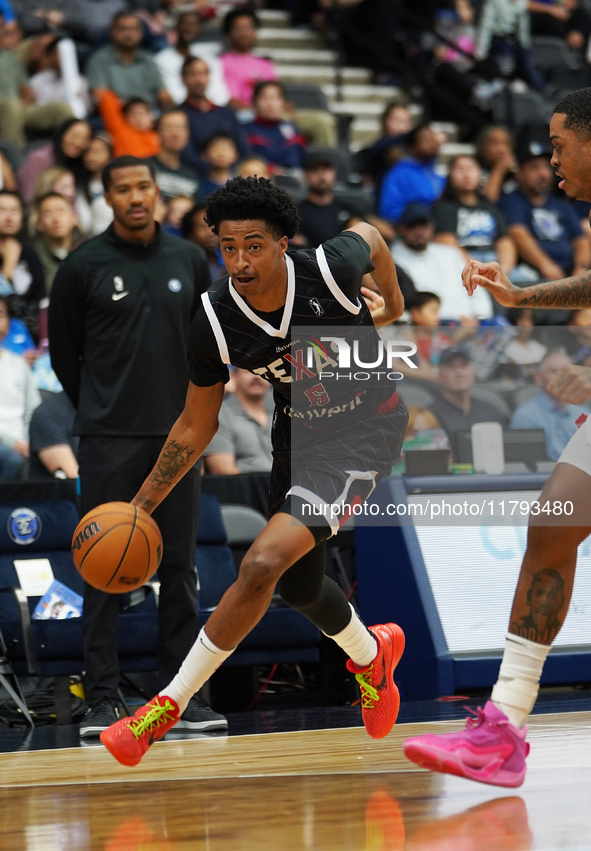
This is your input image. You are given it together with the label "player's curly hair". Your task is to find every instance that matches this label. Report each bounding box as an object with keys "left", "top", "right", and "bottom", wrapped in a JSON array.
[
  {"left": 554, "top": 88, "right": 591, "bottom": 138},
  {"left": 204, "top": 176, "right": 300, "bottom": 240}
]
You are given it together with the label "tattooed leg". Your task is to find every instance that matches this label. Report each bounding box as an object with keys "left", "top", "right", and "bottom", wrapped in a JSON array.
[
  {"left": 508, "top": 462, "right": 591, "bottom": 645},
  {"left": 490, "top": 463, "right": 591, "bottom": 727}
]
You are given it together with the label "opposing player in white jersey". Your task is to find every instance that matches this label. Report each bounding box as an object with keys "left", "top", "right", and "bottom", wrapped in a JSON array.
[{"left": 405, "top": 88, "right": 591, "bottom": 787}]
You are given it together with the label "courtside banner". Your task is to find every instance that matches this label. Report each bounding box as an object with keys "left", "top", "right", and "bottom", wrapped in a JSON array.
[{"left": 286, "top": 324, "right": 589, "bottom": 528}]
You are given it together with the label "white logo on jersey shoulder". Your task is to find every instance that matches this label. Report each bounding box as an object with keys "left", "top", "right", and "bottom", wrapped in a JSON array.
[
  {"left": 168, "top": 279, "right": 182, "bottom": 293},
  {"left": 309, "top": 298, "right": 324, "bottom": 317},
  {"left": 112, "top": 276, "right": 129, "bottom": 301}
]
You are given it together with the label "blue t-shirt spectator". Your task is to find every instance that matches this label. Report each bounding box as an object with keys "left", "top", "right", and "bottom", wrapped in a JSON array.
[
  {"left": 499, "top": 189, "right": 583, "bottom": 274},
  {"left": 510, "top": 391, "right": 582, "bottom": 460},
  {"left": 379, "top": 158, "right": 445, "bottom": 223}
]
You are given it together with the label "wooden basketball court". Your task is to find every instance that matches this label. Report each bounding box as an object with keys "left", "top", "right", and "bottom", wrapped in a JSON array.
[{"left": 0, "top": 711, "right": 589, "bottom": 849}]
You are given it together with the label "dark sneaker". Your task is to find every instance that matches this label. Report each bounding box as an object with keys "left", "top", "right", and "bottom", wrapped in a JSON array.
[
  {"left": 79, "top": 697, "right": 119, "bottom": 739},
  {"left": 175, "top": 695, "right": 228, "bottom": 732}
]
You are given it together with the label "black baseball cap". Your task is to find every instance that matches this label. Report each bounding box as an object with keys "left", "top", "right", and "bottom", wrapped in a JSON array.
[
  {"left": 439, "top": 345, "right": 471, "bottom": 365},
  {"left": 516, "top": 139, "right": 553, "bottom": 166},
  {"left": 399, "top": 202, "right": 434, "bottom": 226}
]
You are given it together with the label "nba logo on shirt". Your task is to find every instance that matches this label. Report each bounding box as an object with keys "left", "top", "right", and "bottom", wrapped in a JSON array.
[
  {"left": 309, "top": 298, "right": 324, "bottom": 317},
  {"left": 168, "top": 279, "right": 182, "bottom": 293}
]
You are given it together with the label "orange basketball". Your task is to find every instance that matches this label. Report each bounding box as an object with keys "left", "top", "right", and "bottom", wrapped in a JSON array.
[{"left": 71, "top": 502, "right": 162, "bottom": 593}]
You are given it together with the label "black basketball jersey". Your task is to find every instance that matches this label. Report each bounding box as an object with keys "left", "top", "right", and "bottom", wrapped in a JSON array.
[{"left": 189, "top": 232, "right": 395, "bottom": 431}]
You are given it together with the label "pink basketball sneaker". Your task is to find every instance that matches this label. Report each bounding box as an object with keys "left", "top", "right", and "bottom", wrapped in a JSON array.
[{"left": 403, "top": 701, "right": 530, "bottom": 788}]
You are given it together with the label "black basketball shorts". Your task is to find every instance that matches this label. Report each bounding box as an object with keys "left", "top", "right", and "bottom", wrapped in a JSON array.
[{"left": 270, "top": 400, "right": 408, "bottom": 541}]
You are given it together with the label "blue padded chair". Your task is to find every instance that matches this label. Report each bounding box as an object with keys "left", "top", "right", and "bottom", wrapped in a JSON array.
[
  {"left": 0, "top": 500, "right": 159, "bottom": 680},
  {"left": 196, "top": 494, "right": 321, "bottom": 667}
]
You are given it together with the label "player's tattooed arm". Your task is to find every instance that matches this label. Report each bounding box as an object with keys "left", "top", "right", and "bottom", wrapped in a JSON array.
[
  {"left": 135, "top": 441, "right": 197, "bottom": 512},
  {"left": 132, "top": 382, "right": 225, "bottom": 514},
  {"left": 513, "top": 271, "right": 591, "bottom": 308},
  {"left": 462, "top": 259, "right": 591, "bottom": 309}
]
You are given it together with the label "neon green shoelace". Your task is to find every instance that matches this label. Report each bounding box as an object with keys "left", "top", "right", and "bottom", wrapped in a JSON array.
[
  {"left": 355, "top": 667, "right": 380, "bottom": 709},
  {"left": 129, "top": 700, "right": 176, "bottom": 740}
]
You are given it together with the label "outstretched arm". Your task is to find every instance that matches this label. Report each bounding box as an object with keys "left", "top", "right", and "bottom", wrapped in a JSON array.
[
  {"left": 133, "top": 381, "right": 225, "bottom": 514},
  {"left": 462, "top": 259, "right": 591, "bottom": 309},
  {"left": 346, "top": 222, "right": 404, "bottom": 325}
]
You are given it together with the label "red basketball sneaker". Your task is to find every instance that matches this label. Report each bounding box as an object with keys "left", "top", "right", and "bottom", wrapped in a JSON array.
[
  {"left": 346, "top": 623, "right": 405, "bottom": 739},
  {"left": 100, "top": 695, "right": 180, "bottom": 767}
]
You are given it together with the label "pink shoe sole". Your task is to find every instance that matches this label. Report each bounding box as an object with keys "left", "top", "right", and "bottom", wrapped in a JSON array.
[{"left": 403, "top": 739, "right": 526, "bottom": 788}]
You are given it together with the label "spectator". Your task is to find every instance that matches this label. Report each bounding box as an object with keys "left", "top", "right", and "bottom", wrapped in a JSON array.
[
  {"left": 244, "top": 81, "right": 307, "bottom": 171},
  {"left": 181, "top": 202, "right": 224, "bottom": 284},
  {"left": 0, "top": 149, "right": 16, "bottom": 191},
  {"left": 33, "top": 165, "right": 91, "bottom": 235},
  {"left": 379, "top": 123, "right": 445, "bottom": 223},
  {"left": 28, "top": 390, "right": 78, "bottom": 480},
  {"left": 430, "top": 345, "right": 508, "bottom": 459},
  {"left": 219, "top": 6, "right": 336, "bottom": 145},
  {"left": 219, "top": 6, "right": 278, "bottom": 111},
  {"left": 499, "top": 141, "right": 590, "bottom": 282},
  {"left": 180, "top": 56, "right": 249, "bottom": 177},
  {"left": 530, "top": 0, "right": 590, "bottom": 50},
  {"left": 0, "top": 10, "right": 72, "bottom": 149},
  {"left": 155, "top": 11, "right": 229, "bottom": 107},
  {"left": 199, "top": 132, "right": 238, "bottom": 198},
  {"left": 475, "top": 0, "right": 546, "bottom": 91},
  {"left": 0, "top": 295, "right": 40, "bottom": 480},
  {"left": 475, "top": 125, "right": 517, "bottom": 204},
  {"left": 27, "top": 35, "right": 90, "bottom": 117},
  {"left": 12, "top": 0, "right": 127, "bottom": 45},
  {"left": 203, "top": 368, "right": 272, "bottom": 474},
  {"left": 364, "top": 102, "right": 412, "bottom": 190},
  {"left": 34, "top": 192, "right": 79, "bottom": 292},
  {"left": 433, "top": 154, "right": 516, "bottom": 273},
  {"left": 17, "top": 116, "right": 91, "bottom": 206},
  {"left": 98, "top": 90, "right": 160, "bottom": 158},
  {"left": 505, "top": 307, "right": 547, "bottom": 371},
  {"left": 83, "top": 134, "right": 114, "bottom": 236},
  {"left": 237, "top": 155, "right": 270, "bottom": 179},
  {"left": 150, "top": 109, "right": 201, "bottom": 203},
  {"left": 85, "top": 12, "right": 172, "bottom": 110},
  {"left": 163, "top": 195, "right": 194, "bottom": 238},
  {"left": 0, "top": 190, "right": 45, "bottom": 342},
  {"left": 391, "top": 203, "right": 494, "bottom": 320},
  {"left": 296, "top": 150, "right": 393, "bottom": 248},
  {"left": 510, "top": 349, "right": 583, "bottom": 459}
]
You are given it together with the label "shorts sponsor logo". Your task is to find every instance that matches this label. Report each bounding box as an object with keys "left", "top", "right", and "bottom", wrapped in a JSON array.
[
  {"left": 7, "top": 508, "right": 42, "bottom": 546},
  {"left": 72, "top": 521, "right": 102, "bottom": 552}
]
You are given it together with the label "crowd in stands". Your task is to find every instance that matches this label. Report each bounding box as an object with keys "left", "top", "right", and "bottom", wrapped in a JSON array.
[{"left": 2, "top": 0, "right": 591, "bottom": 483}]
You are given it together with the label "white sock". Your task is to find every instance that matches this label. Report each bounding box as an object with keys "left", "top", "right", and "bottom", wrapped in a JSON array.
[
  {"left": 324, "top": 603, "right": 378, "bottom": 668},
  {"left": 491, "top": 633, "right": 551, "bottom": 728},
  {"left": 160, "top": 627, "right": 235, "bottom": 714}
]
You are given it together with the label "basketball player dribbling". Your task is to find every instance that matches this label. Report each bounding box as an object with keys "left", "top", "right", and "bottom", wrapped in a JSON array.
[
  {"left": 101, "top": 176, "right": 409, "bottom": 766},
  {"left": 405, "top": 88, "right": 591, "bottom": 787}
]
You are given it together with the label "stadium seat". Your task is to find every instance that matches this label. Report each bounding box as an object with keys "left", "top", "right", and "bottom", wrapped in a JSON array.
[
  {"left": 531, "top": 36, "right": 580, "bottom": 72},
  {"left": 283, "top": 83, "right": 330, "bottom": 111},
  {"left": 491, "top": 89, "right": 553, "bottom": 127}
]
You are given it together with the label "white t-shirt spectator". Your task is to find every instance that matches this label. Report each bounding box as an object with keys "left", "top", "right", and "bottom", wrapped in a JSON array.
[
  {"left": 391, "top": 241, "right": 494, "bottom": 320},
  {"left": 155, "top": 44, "right": 230, "bottom": 106},
  {"left": 0, "top": 348, "right": 41, "bottom": 447}
]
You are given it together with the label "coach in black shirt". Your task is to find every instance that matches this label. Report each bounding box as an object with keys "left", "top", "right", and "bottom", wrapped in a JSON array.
[{"left": 49, "top": 156, "right": 226, "bottom": 736}]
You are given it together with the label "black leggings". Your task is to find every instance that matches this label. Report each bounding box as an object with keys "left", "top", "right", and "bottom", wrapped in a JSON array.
[{"left": 277, "top": 541, "right": 352, "bottom": 636}]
